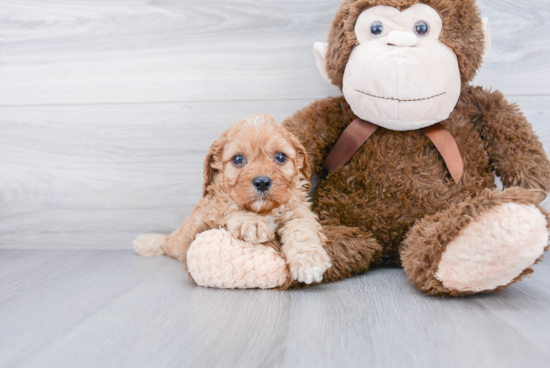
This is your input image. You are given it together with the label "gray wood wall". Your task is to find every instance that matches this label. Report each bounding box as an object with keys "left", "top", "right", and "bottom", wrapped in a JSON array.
[{"left": 1, "top": 0, "right": 549, "bottom": 249}]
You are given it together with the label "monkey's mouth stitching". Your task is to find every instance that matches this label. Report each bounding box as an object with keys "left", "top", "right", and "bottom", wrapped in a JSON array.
[{"left": 355, "top": 89, "right": 446, "bottom": 102}]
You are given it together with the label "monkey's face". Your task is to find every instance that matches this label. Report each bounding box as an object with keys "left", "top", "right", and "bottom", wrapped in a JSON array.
[{"left": 342, "top": 4, "right": 461, "bottom": 130}]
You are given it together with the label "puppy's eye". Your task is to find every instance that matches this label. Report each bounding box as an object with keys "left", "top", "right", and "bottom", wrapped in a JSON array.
[
  {"left": 414, "top": 21, "right": 429, "bottom": 36},
  {"left": 371, "top": 21, "right": 383, "bottom": 37},
  {"left": 232, "top": 154, "right": 245, "bottom": 166},
  {"left": 275, "top": 152, "right": 287, "bottom": 163}
]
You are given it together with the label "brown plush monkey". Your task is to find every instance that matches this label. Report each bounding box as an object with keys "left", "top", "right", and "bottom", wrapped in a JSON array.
[{"left": 283, "top": 0, "right": 550, "bottom": 296}]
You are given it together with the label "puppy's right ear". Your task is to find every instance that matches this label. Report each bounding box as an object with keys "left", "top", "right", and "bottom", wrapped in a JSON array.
[{"left": 202, "top": 137, "right": 225, "bottom": 197}]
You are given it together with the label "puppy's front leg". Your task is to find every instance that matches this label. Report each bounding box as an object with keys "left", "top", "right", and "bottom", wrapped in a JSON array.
[
  {"left": 279, "top": 205, "right": 332, "bottom": 284},
  {"left": 226, "top": 211, "right": 276, "bottom": 244}
]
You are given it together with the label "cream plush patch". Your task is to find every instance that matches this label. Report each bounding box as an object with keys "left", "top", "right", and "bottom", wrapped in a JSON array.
[
  {"left": 187, "top": 229, "right": 289, "bottom": 289},
  {"left": 342, "top": 4, "right": 461, "bottom": 130},
  {"left": 435, "top": 203, "right": 548, "bottom": 292}
]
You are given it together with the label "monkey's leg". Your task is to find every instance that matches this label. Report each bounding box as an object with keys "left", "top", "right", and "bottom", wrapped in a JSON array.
[
  {"left": 401, "top": 188, "right": 549, "bottom": 296},
  {"left": 319, "top": 225, "right": 383, "bottom": 283}
]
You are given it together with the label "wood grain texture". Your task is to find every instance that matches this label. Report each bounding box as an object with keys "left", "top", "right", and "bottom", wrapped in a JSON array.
[
  {"left": 0, "top": 250, "right": 169, "bottom": 368},
  {"left": 0, "top": 99, "right": 315, "bottom": 248},
  {"left": 475, "top": 262, "right": 550, "bottom": 354},
  {"left": 0, "top": 0, "right": 549, "bottom": 106},
  {"left": 2, "top": 96, "right": 549, "bottom": 249},
  {"left": 0, "top": 249, "right": 548, "bottom": 368}
]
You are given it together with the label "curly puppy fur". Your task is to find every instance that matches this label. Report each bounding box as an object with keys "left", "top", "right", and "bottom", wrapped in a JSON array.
[
  {"left": 283, "top": 0, "right": 550, "bottom": 295},
  {"left": 135, "top": 114, "right": 331, "bottom": 285}
]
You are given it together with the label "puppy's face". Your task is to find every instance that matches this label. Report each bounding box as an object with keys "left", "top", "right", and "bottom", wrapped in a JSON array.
[{"left": 204, "top": 114, "right": 310, "bottom": 213}]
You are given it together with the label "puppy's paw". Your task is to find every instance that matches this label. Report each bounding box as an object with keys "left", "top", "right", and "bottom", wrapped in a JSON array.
[
  {"left": 229, "top": 218, "right": 275, "bottom": 244},
  {"left": 287, "top": 248, "right": 332, "bottom": 284},
  {"left": 291, "top": 267, "right": 328, "bottom": 284}
]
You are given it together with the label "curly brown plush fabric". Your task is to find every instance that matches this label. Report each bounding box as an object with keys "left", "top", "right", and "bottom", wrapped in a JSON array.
[
  {"left": 285, "top": 90, "right": 550, "bottom": 295},
  {"left": 320, "top": 224, "right": 383, "bottom": 282},
  {"left": 283, "top": 0, "right": 550, "bottom": 296},
  {"left": 463, "top": 87, "right": 550, "bottom": 198}
]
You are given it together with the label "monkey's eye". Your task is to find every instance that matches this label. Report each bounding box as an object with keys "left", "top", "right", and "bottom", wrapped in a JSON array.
[
  {"left": 414, "top": 21, "right": 430, "bottom": 36},
  {"left": 274, "top": 152, "right": 287, "bottom": 164},
  {"left": 232, "top": 154, "right": 245, "bottom": 167},
  {"left": 370, "top": 21, "right": 384, "bottom": 37}
]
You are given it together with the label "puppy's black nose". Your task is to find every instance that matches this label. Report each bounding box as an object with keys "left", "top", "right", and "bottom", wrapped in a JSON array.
[{"left": 252, "top": 176, "right": 272, "bottom": 192}]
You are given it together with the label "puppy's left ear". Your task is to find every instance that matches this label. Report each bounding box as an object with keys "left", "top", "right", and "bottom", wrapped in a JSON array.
[
  {"left": 202, "top": 136, "right": 225, "bottom": 197},
  {"left": 289, "top": 133, "right": 312, "bottom": 181}
]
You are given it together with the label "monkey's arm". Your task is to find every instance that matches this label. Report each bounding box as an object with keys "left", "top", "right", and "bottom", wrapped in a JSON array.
[
  {"left": 464, "top": 86, "right": 550, "bottom": 197},
  {"left": 283, "top": 96, "right": 355, "bottom": 172}
]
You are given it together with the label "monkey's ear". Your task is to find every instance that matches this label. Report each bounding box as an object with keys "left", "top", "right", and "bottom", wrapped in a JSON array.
[
  {"left": 202, "top": 137, "right": 225, "bottom": 197},
  {"left": 313, "top": 42, "right": 331, "bottom": 83},
  {"left": 481, "top": 17, "right": 491, "bottom": 63}
]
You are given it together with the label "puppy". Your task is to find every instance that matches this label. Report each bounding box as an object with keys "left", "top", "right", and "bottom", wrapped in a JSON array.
[{"left": 135, "top": 114, "right": 331, "bottom": 284}]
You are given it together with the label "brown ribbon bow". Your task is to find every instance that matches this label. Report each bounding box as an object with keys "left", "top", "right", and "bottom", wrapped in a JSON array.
[{"left": 322, "top": 118, "right": 463, "bottom": 184}]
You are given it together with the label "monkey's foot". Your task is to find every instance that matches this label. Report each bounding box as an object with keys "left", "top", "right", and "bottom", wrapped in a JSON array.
[
  {"left": 186, "top": 229, "right": 290, "bottom": 289},
  {"left": 435, "top": 203, "right": 548, "bottom": 292}
]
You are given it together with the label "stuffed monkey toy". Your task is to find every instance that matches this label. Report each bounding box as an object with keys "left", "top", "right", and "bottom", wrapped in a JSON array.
[
  {"left": 144, "top": 0, "right": 550, "bottom": 295},
  {"left": 281, "top": 0, "right": 550, "bottom": 295}
]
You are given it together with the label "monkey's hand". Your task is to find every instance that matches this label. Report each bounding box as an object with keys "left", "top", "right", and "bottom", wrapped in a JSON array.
[{"left": 227, "top": 215, "right": 276, "bottom": 244}]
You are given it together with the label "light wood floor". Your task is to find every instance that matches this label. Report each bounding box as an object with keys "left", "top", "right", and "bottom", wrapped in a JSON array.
[
  {"left": 1, "top": 1, "right": 550, "bottom": 367},
  {"left": 1, "top": 249, "right": 549, "bottom": 368}
]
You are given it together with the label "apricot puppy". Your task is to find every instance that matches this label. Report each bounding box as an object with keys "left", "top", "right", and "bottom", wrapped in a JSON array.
[{"left": 135, "top": 114, "right": 331, "bottom": 284}]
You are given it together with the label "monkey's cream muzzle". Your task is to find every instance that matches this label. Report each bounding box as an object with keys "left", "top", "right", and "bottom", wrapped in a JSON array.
[
  {"left": 314, "top": 4, "right": 490, "bottom": 131},
  {"left": 342, "top": 30, "right": 461, "bottom": 131},
  {"left": 386, "top": 30, "right": 417, "bottom": 47}
]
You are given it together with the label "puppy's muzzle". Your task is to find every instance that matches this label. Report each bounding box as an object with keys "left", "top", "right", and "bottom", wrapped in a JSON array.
[{"left": 252, "top": 176, "right": 272, "bottom": 192}]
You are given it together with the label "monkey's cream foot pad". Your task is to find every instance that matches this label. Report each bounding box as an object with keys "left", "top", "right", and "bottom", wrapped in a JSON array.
[
  {"left": 186, "top": 229, "right": 290, "bottom": 289},
  {"left": 435, "top": 203, "right": 548, "bottom": 292}
]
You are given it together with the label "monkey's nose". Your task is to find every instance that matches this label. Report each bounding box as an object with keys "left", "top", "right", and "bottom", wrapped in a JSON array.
[
  {"left": 252, "top": 176, "right": 272, "bottom": 192},
  {"left": 386, "top": 31, "right": 417, "bottom": 47}
]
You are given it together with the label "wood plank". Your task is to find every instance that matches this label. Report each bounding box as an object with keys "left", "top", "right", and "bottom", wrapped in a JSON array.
[
  {"left": 15, "top": 258, "right": 290, "bottom": 368},
  {"left": 473, "top": 0, "right": 550, "bottom": 94},
  {"left": 0, "top": 0, "right": 341, "bottom": 105},
  {"left": 0, "top": 0, "right": 548, "bottom": 106},
  {"left": 0, "top": 249, "right": 81, "bottom": 279},
  {"left": 474, "top": 262, "right": 550, "bottom": 353},
  {"left": 0, "top": 99, "right": 312, "bottom": 249},
  {"left": 0, "top": 250, "right": 169, "bottom": 368},
  {"left": 1, "top": 96, "right": 549, "bottom": 249},
  {"left": 6, "top": 251, "right": 548, "bottom": 368},
  {"left": 279, "top": 268, "right": 550, "bottom": 368}
]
